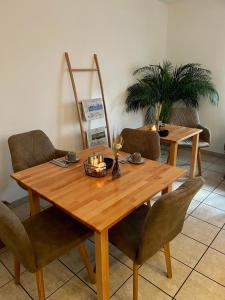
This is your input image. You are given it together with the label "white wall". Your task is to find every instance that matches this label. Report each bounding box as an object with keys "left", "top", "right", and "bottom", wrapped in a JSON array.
[
  {"left": 167, "top": 0, "right": 225, "bottom": 153},
  {"left": 0, "top": 0, "right": 168, "bottom": 202}
]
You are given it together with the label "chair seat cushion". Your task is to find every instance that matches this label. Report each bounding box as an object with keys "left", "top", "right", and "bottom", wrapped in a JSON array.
[
  {"left": 23, "top": 207, "right": 92, "bottom": 269},
  {"left": 109, "top": 205, "right": 148, "bottom": 261},
  {"left": 179, "top": 139, "right": 209, "bottom": 148}
]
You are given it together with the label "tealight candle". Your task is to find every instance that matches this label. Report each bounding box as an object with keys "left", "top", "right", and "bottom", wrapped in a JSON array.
[{"left": 151, "top": 125, "right": 157, "bottom": 131}]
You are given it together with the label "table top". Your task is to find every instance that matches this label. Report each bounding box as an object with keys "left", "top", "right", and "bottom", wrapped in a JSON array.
[
  {"left": 11, "top": 145, "right": 186, "bottom": 232},
  {"left": 139, "top": 124, "right": 202, "bottom": 143}
]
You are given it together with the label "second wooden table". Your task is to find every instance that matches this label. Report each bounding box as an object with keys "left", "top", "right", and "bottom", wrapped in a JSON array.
[{"left": 139, "top": 124, "right": 202, "bottom": 179}]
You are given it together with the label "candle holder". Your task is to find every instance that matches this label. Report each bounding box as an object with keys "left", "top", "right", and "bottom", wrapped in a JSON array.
[
  {"left": 84, "top": 153, "right": 107, "bottom": 177},
  {"left": 84, "top": 160, "right": 107, "bottom": 177}
]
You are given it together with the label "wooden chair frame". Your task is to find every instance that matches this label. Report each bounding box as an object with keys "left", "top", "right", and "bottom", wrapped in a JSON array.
[{"left": 133, "top": 243, "right": 172, "bottom": 300}]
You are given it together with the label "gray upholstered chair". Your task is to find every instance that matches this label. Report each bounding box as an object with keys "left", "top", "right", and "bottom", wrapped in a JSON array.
[
  {"left": 121, "top": 128, "right": 160, "bottom": 160},
  {"left": 169, "top": 107, "right": 211, "bottom": 175},
  {"left": 109, "top": 177, "right": 204, "bottom": 300},
  {"left": 0, "top": 201, "right": 95, "bottom": 300},
  {"left": 8, "top": 130, "right": 68, "bottom": 173}
]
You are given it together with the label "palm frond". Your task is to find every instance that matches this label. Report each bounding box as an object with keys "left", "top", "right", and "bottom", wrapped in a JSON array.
[{"left": 126, "top": 61, "right": 219, "bottom": 122}]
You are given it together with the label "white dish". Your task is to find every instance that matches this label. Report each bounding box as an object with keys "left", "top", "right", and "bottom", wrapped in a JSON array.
[
  {"left": 65, "top": 157, "right": 80, "bottom": 163},
  {"left": 128, "top": 157, "right": 145, "bottom": 164}
]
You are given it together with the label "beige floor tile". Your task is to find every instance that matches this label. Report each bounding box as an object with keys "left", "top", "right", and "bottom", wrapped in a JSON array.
[
  {"left": 109, "top": 244, "right": 133, "bottom": 269},
  {"left": 175, "top": 271, "right": 225, "bottom": 300},
  {"left": 202, "top": 170, "right": 224, "bottom": 192},
  {"left": 0, "top": 262, "right": 13, "bottom": 288},
  {"left": 211, "top": 229, "right": 225, "bottom": 254},
  {"left": 20, "top": 260, "right": 73, "bottom": 299},
  {"left": 139, "top": 251, "right": 192, "bottom": 297},
  {"left": 0, "top": 280, "right": 31, "bottom": 300},
  {"left": 193, "top": 189, "right": 211, "bottom": 202},
  {"left": 59, "top": 240, "right": 95, "bottom": 274},
  {"left": 187, "top": 200, "right": 200, "bottom": 215},
  {"left": 112, "top": 275, "right": 171, "bottom": 300},
  {"left": 48, "top": 276, "right": 96, "bottom": 300},
  {"left": 182, "top": 216, "right": 220, "bottom": 245},
  {"left": 77, "top": 255, "right": 132, "bottom": 297},
  {"left": 170, "top": 234, "right": 207, "bottom": 268},
  {"left": 0, "top": 250, "right": 25, "bottom": 274},
  {"left": 214, "top": 181, "right": 225, "bottom": 197},
  {"left": 204, "top": 193, "right": 225, "bottom": 211},
  {"left": 191, "top": 203, "right": 225, "bottom": 227},
  {"left": 196, "top": 248, "right": 225, "bottom": 286}
]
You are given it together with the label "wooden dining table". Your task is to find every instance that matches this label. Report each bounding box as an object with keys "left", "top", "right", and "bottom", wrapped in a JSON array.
[
  {"left": 11, "top": 145, "right": 185, "bottom": 300},
  {"left": 139, "top": 124, "right": 203, "bottom": 179}
]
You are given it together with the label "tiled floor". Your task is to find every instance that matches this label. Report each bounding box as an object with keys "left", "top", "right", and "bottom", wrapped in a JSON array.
[{"left": 0, "top": 148, "right": 225, "bottom": 299}]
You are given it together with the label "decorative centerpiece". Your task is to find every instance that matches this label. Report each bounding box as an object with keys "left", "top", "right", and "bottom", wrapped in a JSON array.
[
  {"left": 112, "top": 133, "right": 123, "bottom": 179},
  {"left": 155, "top": 103, "right": 162, "bottom": 131},
  {"left": 84, "top": 153, "right": 107, "bottom": 177}
]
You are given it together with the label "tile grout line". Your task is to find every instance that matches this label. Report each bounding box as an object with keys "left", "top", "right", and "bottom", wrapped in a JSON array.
[
  {"left": 109, "top": 274, "right": 133, "bottom": 298},
  {"left": 57, "top": 258, "right": 97, "bottom": 295},
  {"left": 46, "top": 276, "right": 76, "bottom": 299},
  {"left": 138, "top": 273, "right": 174, "bottom": 299}
]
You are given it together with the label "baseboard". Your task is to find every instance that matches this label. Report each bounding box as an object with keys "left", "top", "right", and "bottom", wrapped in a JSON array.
[{"left": 201, "top": 149, "right": 225, "bottom": 159}]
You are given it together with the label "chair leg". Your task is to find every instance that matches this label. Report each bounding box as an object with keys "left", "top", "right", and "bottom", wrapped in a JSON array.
[
  {"left": 133, "top": 262, "right": 140, "bottom": 300},
  {"left": 78, "top": 243, "right": 96, "bottom": 284},
  {"left": 163, "top": 243, "right": 172, "bottom": 279},
  {"left": 197, "top": 148, "right": 202, "bottom": 176},
  {"left": 14, "top": 257, "right": 20, "bottom": 285},
  {"left": 36, "top": 269, "right": 45, "bottom": 300}
]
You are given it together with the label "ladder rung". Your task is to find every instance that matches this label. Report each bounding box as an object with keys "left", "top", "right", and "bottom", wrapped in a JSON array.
[{"left": 71, "top": 68, "right": 98, "bottom": 72}]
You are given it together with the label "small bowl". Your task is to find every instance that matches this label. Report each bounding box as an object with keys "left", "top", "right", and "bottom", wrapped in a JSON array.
[
  {"left": 104, "top": 158, "right": 114, "bottom": 169},
  {"left": 158, "top": 129, "right": 169, "bottom": 137}
]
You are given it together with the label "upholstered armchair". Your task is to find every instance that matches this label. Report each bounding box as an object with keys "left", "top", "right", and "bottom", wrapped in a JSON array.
[
  {"left": 169, "top": 107, "right": 211, "bottom": 175},
  {"left": 121, "top": 128, "right": 161, "bottom": 161},
  {"left": 8, "top": 130, "right": 68, "bottom": 173},
  {"left": 109, "top": 177, "right": 204, "bottom": 300},
  {"left": 0, "top": 201, "right": 95, "bottom": 300}
]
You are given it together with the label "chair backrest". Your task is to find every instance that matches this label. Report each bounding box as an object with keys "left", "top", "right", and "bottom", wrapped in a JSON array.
[
  {"left": 169, "top": 107, "right": 200, "bottom": 128},
  {"left": 8, "top": 130, "right": 56, "bottom": 172},
  {"left": 136, "top": 177, "right": 204, "bottom": 265},
  {"left": 0, "top": 201, "right": 36, "bottom": 272},
  {"left": 121, "top": 128, "right": 160, "bottom": 160}
]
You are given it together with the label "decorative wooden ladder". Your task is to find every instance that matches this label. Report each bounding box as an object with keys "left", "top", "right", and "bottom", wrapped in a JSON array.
[{"left": 65, "top": 52, "right": 111, "bottom": 149}]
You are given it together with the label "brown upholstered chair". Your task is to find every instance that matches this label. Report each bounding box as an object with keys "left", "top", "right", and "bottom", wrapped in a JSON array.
[
  {"left": 109, "top": 177, "right": 204, "bottom": 300},
  {"left": 0, "top": 201, "right": 95, "bottom": 300},
  {"left": 169, "top": 107, "right": 211, "bottom": 175},
  {"left": 8, "top": 130, "right": 68, "bottom": 173},
  {"left": 121, "top": 128, "right": 160, "bottom": 160}
]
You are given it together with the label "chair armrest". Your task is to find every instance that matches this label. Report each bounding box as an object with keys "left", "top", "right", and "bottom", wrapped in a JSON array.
[
  {"left": 54, "top": 149, "right": 69, "bottom": 158},
  {"left": 197, "top": 124, "right": 211, "bottom": 144}
]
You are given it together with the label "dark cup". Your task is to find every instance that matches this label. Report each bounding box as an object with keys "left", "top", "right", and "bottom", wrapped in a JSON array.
[
  {"left": 131, "top": 152, "right": 142, "bottom": 163},
  {"left": 66, "top": 152, "right": 76, "bottom": 162}
]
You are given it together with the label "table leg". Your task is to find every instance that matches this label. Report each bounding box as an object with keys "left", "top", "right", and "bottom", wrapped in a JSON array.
[
  {"left": 28, "top": 189, "right": 40, "bottom": 216},
  {"left": 190, "top": 134, "right": 199, "bottom": 179},
  {"left": 162, "top": 185, "right": 172, "bottom": 194},
  {"left": 95, "top": 230, "right": 109, "bottom": 300},
  {"left": 169, "top": 142, "right": 178, "bottom": 166}
]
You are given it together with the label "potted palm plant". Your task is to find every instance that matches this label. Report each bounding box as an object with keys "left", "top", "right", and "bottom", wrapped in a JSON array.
[{"left": 126, "top": 61, "right": 219, "bottom": 123}]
